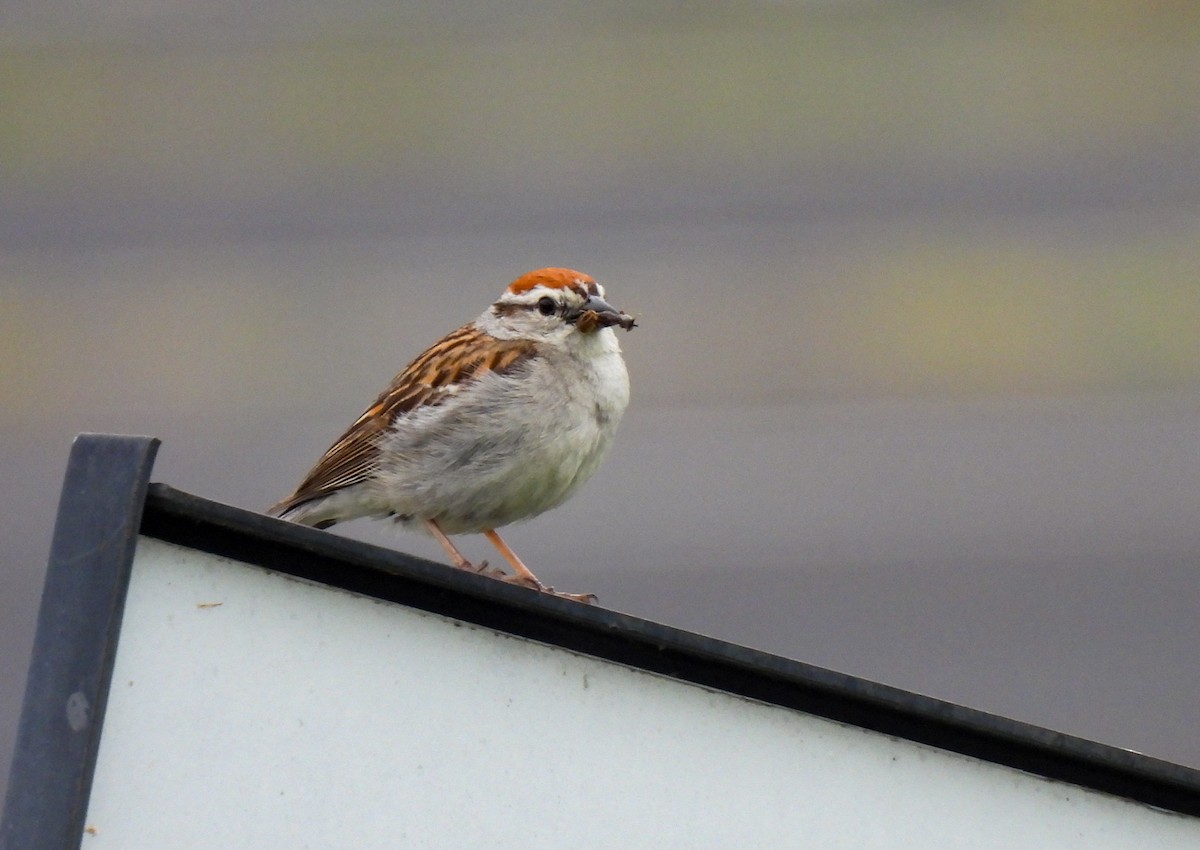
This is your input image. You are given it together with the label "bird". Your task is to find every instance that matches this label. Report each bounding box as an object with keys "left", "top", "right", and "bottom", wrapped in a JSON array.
[{"left": 269, "top": 267, "right": 635, "bottom": 603}]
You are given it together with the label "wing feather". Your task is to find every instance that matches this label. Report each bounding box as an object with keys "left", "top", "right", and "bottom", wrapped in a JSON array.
[{"left": 270, "top": 324, "right": 536, "bottom": 517}]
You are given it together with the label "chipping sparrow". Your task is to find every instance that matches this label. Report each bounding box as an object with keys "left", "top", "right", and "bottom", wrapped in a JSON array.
[{"left": 270, "top": 267, "right": 635, "bottom": 603}]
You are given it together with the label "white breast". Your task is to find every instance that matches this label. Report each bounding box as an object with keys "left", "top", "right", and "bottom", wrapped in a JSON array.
[{"left": 372, "top": 327, "right": 630, "bottom": 534}]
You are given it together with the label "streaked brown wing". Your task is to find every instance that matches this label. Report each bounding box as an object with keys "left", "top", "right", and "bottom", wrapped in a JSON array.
[{"left": 271, "top": 324, "right": 536, "bottom": 516}]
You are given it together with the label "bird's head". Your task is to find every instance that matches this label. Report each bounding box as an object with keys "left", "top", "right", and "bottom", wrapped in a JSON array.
[{"left": 483, "top": 268, "right": 636, "bottom": 342}]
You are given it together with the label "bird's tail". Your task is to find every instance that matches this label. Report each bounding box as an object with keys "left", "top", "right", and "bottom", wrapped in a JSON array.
[{"left": 267, "top": 493, "right": 340, "bottom": 530}]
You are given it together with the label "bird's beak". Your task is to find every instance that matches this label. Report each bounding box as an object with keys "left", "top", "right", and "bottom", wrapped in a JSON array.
[{"left": 570, "top": 295, "right": 637, "bottom": 334}]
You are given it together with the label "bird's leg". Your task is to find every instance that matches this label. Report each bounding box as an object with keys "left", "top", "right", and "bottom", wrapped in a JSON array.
[
  {"left": 482, "top": 530, "right": 543, "bottom": 589},
  {"left": 424, "top": 519, "right": 507, "bottom": 579},
  {"left": 484, "top": 529, "right": 597, "bottom": 604}
]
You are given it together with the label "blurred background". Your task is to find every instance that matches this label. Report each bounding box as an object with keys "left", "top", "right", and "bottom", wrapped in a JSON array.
[{"left": 3, "top": 0, "right": 1200, "bottom": 798}]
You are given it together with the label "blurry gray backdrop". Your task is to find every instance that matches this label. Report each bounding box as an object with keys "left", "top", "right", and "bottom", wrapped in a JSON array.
[{"left": 3, "top": 0, "right": 1200, "bottom": 800}]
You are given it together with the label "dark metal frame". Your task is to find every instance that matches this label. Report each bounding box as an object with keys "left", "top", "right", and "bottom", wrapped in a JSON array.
[{"left": 5, "top": 434, "right": 1200, "bottom": 849}]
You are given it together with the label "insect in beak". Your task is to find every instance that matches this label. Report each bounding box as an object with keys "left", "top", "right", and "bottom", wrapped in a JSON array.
[{"left": 570, "top": 296, "right": 637, "bottom": 333}]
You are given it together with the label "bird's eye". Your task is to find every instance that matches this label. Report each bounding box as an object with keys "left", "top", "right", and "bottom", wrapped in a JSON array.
[{"left": 537, "top": 296, "right": 557, "bottom": 316}]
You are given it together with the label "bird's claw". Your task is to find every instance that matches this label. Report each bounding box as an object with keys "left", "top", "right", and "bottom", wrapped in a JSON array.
[
  {"left": 454, "top": 559, "right": 510, "bottom": 580},
  {"left": 543, "top": 586, "right": 599, "bottom": 605},
  {"left": 450, "top": 557, "right": 597, "bottom": 604},
  {"left": 502, "top": 573, "right": 546, "bottom": 591},
  {"left": 499, "top": 574, "right": 597, "bottom": 604}
]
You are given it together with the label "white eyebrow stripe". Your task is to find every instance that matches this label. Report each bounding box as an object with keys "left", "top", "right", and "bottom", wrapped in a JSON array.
[{"left": 500, "top": 283, "right": 589, "bottom": 305}]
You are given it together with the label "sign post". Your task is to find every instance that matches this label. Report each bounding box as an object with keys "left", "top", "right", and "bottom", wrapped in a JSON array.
[{"left": 5, "top": 434, "right": 1200, "bottom": 848}]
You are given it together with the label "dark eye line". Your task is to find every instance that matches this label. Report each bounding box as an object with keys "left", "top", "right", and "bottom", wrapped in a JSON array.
[
  {"left": 494, "top": 291, "right": 585, "bottom": 318},
  {"left": 493, "top": 300, "right": 559, "bottom": 317}
]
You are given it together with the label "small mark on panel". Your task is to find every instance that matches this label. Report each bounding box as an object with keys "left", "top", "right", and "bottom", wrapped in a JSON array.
[{"left": 66, "top": 691, "right": 90, "bottom": 731}]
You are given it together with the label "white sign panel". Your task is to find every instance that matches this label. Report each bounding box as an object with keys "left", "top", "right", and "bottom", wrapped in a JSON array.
[{"left": 80, "top": 536, "right": 1200, "bottom": 849}]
